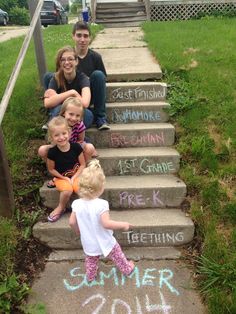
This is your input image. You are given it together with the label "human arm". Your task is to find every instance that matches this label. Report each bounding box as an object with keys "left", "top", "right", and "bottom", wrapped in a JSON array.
[
  {"left": 77, "top": 130, "right": 85, "bottom": 143},
  {"left": 79, "top": 86, "right": 91, "bottom": 108},
  {"left": 71, "top": 151, "right": 86, "bottom": 181},
  {"left": 44, "top": 88, "right": 80, "bottom": 109},
  {"left": 46, "top": 158, "right": 70, "bottom": 182},
  {"left": 100, "top": 211, "right": 132, "bottom": 231},
  {"left": 69, "top": 212, "right": 80, "bottom": 235}
]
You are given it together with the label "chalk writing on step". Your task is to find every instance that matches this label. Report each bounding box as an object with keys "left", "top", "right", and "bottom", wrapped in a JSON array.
[
  {"left": 111, "top": 87, "right": 166, "bottom": 101},
  {"left": 119, "top": 190, "right": 164, "bottom": 207},
  {"left": 110, "top": 132, "right": 165, "bottom": 147},
  {"left": 118, "top": 158, "right": 175, "bottom": 175},
  {"left": 123, "top": 231, "right": 185, "bottom": 245},
  {"left": 112, "top": 109, "right": 161, "bottom": 123}
]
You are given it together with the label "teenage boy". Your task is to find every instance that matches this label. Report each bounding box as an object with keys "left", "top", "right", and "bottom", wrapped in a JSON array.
[{"left": 43, "top": 22, "right": 110, "bottom": 130}]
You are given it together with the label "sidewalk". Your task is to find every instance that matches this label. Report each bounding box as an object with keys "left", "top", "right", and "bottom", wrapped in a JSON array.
[{"left": 28, "top": 27, "right": 206, "bottom": 313}]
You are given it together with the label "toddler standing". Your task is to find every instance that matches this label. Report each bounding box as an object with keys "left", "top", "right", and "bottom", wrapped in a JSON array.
[{"left": 69, "top": 159, "right": 134, "bottom": 281}]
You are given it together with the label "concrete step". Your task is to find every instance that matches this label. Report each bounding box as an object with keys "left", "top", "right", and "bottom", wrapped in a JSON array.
[
  {"left": 98, "top": 21, "right": 145, "bottom": 28},
  {"left": 47, "top": 247, "right": 182, "bottom": 261},
  {"left": 33, "top": 209, "right": 194, "bottom": 249},
  {"left": 97, "top": 2, "right": 146, "bottom": 9},
  {"left": 96, "top": 15, "right": 147, "bottom": 23},
  {"left": 106, "top": 82, "right": 166, "bottom": 102},
  {"left": 103, "top": 174, "right": 186, "bottom": 209},
  {"left": 97, "top": 147, "right": 180, "bottom": 176},
  {"left": 86, "top": 123, "right": 175, "bottom": 148},
  {"left": 40, "top": 174, "right": 186, "bottom": 209},
  {"left": 106, "top": 101, "right": 170, "bottom": 124},
  {"left": 97, "top": 8, "right": 145, "bottom": 15}
]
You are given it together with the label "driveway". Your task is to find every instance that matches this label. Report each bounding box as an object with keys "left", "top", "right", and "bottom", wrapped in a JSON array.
[
  {"left": 0, "top": 26, "right": 29, "bottom": 42},
  {"left": 0, "top": 17, "right": 79, "bottom": 43}
]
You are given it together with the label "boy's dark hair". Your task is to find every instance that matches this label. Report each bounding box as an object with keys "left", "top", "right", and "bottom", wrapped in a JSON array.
[{"left": 72, "top": 21, "right": 91, "bottom": 36}]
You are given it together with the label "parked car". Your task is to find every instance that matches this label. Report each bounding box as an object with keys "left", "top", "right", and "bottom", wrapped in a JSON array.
[
  {"left": 40, "top": 0, "right": 68, "bottom": 26},
  {"left": 0, "top": 9, "right": 9, "bottom": 26}
]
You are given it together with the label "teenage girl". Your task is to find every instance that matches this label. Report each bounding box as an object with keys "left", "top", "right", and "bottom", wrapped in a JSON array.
[
  {"left": 69, "top": 159, "right": 134, "bottom": 281},
  {"left": 44, "top": 46, "right": 93, "bottom": 128},
  {"left": 46, "top": 116, "right": 86, "bottom": 222}
]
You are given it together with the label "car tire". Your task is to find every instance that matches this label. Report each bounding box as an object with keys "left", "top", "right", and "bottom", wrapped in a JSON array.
[{"left": 3, "top": 17, "right": 7, "bottom": 26}]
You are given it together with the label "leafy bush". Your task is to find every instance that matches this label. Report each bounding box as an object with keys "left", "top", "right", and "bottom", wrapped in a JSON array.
[
  {"left": 0, "top": 274, "right": 29, "bottom": 313},
  {"left": 9, "top": 6, "right": 30, "bottom": 25}
]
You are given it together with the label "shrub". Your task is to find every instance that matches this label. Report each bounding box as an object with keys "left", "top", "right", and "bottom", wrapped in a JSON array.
[{"left": 9, "top": 6, "right": 30, "bottom": 25}]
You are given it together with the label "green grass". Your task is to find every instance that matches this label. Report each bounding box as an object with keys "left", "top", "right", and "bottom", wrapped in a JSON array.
[
  {"left": 143, "top": 17, "right": 236, "bottom": 312},
  {"left": 0, "top": 23, "right": 102, "bottom": 313}
]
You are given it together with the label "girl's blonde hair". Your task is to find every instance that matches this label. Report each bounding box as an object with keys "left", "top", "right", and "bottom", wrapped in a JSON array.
[
  {"left": 47, "top": 116, "right": 70, "bottom": 143},
  {"left": 79, "top": 159, "right": 105, "bottom": 199},
  {"left": 60, "top": 97, "right": 84, "bottom": 119},
  {"left": 55, "top": 46, "right": 77, "bottom": 92}
]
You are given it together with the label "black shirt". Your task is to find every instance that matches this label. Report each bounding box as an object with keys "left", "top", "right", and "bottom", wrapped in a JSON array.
[
  {"left": 47, "top": 143, "right": 83, "bottom": 177},
  {"left": 77, "top": 49, "right": 107, "bottom": 77},
  {"left": 48, "top": 71, "right": 90, "bottom": 93}
]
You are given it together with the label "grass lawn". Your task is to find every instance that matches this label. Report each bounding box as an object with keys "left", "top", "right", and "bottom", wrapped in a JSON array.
[{"left": 143, "top": 17, "right": 236, "bottom": 313}]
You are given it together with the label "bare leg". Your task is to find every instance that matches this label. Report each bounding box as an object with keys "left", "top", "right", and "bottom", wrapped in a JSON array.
[
  {"left": 83, "top": 143, "right": 98, "bottom": 162},
  {"left": 49, "top": 190, "right": 72, "bottom": 217}
]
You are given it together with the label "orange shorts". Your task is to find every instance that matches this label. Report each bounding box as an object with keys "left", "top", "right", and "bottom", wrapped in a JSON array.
[{"left": 54, "top": 177, "right": 79, "bottom": 193}]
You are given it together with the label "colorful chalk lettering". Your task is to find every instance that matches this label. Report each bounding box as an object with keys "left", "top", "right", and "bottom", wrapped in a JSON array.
[
  {"left": 119, "top": 190, "right": 164, "bottom": 208},
  {"left": 63, "top": 265, "right": 179, "bottom": 296},
  {"left": 112, "top": 109, "right": 161, "bottom": 123},
  {"left": 110, "top": 87, "right": 166, "bottom": 101},
  {"left": 118, "top": 158, "right": 175, "bottom": 175},
  {"left": 110, "top": 132, "right": 165, "bottom": 147}
]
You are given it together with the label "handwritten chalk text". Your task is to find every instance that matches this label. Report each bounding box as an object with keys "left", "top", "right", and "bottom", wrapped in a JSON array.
[
  {"left": 111, "top": 87, "right": 166, "bottom": 101},
  {"left": 112, "top": 109, "right": 161, "bottom": 123},
  {"left": 118, "top": 158, "right": 175, "bottom": 175},
  {"left": 63, "top": 266, "right": 179, "bottom": 296},
  {"left": 123, "top": 231, "right": 185, "bottom": 245},
  {"left": 110, "top": 132, "right": 165, "bottom": 147},
  {"left": 119, "top": 190, "right": 164, "bottom": 207}
]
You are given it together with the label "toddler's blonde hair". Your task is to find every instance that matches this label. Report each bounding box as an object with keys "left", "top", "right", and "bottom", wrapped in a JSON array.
[
  {"left": 47, "top": 116, "right": 70, "bottom": 143},
  {"left": 79, "top": 159, "right": 105, "bottom": 199},
  {"left": 60, "top": 97, "right": 84, "bottom": 119}
]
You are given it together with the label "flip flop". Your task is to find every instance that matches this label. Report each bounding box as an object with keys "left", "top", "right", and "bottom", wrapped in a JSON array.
[
  {"left": 47, "top": 212, "right": 62, "bottom": 223},
  {"left": 47, "top": 180, "right": 56, "bottom": 188}
]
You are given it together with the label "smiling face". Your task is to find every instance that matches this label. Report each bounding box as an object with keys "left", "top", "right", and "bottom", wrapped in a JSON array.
[
  {"left": 59, "top": 51, "right": 78, "bottom": 76},
  {"left": 64, "top": 103, "right": 83, "bottom": 127},
  {"left": 50, "top": 124, "right": 70, "bottom": 149}
]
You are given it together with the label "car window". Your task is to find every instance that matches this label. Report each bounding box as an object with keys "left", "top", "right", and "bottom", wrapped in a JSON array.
[{"left": 42, "top": 1, "right": 55, "bottom": 10}]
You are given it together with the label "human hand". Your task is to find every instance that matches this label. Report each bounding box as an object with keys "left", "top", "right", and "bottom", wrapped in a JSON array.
[
  {"left": 122, "top": 222, "right": 132, "bottom": 231},
  {"left": 64, "top": 176, "right": 71, "bottom": 183},
  {"left": 70, "top": 89, "right": 79, "bottom": 97}
]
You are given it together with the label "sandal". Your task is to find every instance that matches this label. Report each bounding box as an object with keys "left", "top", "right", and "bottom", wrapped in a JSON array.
[
  {"left": 47, "top": 210, "right": 65, "bottom": 223},
  {"left": 47, "top": 180, "right": 55, "bottom": 188}
]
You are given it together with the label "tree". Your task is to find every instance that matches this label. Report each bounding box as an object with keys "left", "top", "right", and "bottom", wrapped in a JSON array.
[{"left": 0, "top": 0, "right": 17, "bottom": 12}]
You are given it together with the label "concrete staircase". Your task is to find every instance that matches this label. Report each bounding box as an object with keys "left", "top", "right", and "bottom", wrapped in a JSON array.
[
  {"left": 95, "top": 2, "right": 147, "bottom": 27},
  {"left": 34, "top": 79, "right": 194, "bottom": 253}
]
